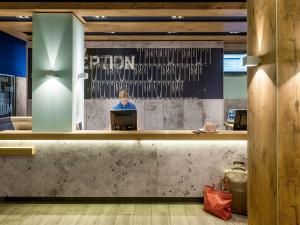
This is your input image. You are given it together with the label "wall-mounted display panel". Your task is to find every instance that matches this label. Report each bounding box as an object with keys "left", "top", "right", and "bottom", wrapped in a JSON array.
[
  {"left": 0, "top": 74, "right": 15, "bottom": 118},
  {"left": 224, "top": 53, "right": 246, "bottom": 74}
]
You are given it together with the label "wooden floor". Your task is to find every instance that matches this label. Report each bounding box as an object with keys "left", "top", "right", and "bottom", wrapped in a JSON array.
[{"left": 0, "top": 203, "right": 247, "bottom": 225}]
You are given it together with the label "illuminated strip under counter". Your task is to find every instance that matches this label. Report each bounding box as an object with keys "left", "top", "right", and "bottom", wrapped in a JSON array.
[{"left": 0, "top": 130, "right": 247, "bottom": 140}]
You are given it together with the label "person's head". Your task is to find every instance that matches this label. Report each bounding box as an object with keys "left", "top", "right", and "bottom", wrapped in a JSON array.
[{"left": 119, "top": 90, "right": 129, "bottom": 106}]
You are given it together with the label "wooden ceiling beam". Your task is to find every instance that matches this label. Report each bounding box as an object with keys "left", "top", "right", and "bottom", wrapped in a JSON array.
[
  {"left": 0, "top": 2, "right": 246, "bottom": 17},
  {"left": 85, "top": 21, "right": 246, "bottom": 33},
  {"left": 0, "top": 9, "right": 246, "bottom": 17},
  {"left": 0, "top": 20, "right": 247, "bottom": 35},
  {"left": 76, "top": 9, "right": 246, "bottom": 17},
  {"left": 73, "top": 12, "right": 86, "bottom": 24},
  {"left": 0, "top": 2, "right": 247, "bottom": 44},
  {"left": 0, "top": 22, "right": 31, "bottom": 32},
  {"left": 0, "top": 10, "right": 33, "bottom": 17},
  {"left": 0, "top": 2, "right": 246, "bottom": 10},
  {"left": 224, "top": 42, "right": 247, "bottom": 52},
  {"left": 84, "top": 35, "right": 246, "bottom": 43}
]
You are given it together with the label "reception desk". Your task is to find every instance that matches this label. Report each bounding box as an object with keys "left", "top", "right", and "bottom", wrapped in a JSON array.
[{"left": 0, "top": 130, "right": 247, "bottom": 198}]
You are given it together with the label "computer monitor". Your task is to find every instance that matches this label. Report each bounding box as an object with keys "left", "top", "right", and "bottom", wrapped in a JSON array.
[
  {"left": 76, "top": 121, "right": 83, "bottom": 130},
  {"left": 110, "top": 110, "right": 137, "bottom": 131},
  {"left": 233, "top": 110, "right": 247, "bottom": 131},
  {"left": 227, "top": 108, "right": 238, "bottom": 123}
]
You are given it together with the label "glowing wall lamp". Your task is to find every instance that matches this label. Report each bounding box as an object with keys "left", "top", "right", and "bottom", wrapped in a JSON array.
[
  {"left": 243, "top": 56, "right": 261, "bottom": 67},
  {"left": 41, "top": 70, "right": 59, "bottom": 78},
  {"left": 78, "top": 72, "right": 88, "bottom": 80}
]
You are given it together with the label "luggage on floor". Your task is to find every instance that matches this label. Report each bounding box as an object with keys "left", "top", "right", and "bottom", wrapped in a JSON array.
[
  {"left": 203, "top": 185, "right": 232, "bottom": 220},
  {"left": 223, "top": 161, "right": 248, "bottom": 215}
]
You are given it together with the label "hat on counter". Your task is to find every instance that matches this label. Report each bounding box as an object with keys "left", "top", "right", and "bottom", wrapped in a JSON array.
[{"left": 199, "top": 122, "right": 218, "bottom": 133}]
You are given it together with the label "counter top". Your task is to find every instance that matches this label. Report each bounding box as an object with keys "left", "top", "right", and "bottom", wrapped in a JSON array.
[{"left": 0, "top": 130, "right": 247, "bottom": 140}]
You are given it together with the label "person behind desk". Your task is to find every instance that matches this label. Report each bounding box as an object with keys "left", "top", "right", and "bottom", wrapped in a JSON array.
[{"left": 113, "top": 90, "right": 136, "bottom": 110}]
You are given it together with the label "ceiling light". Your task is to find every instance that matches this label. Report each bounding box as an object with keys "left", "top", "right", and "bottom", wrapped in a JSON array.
[
  {"left": 16, "top": 16, "right": 30, "bottom": 19},
  {"left": 167, "top": 32, "right": 177, "bottom": 34},
  {"left": 230, "top": 32, "right": 240, "bottom": 34},
  {"left": 243, "top": 56, "right": 261, "bottom": 67},
  {"left": 171, "top": 16, "right": 184, "bottom": 19},
  {"left": 94, "top": 16, "right": 107, "bottom": 19}
]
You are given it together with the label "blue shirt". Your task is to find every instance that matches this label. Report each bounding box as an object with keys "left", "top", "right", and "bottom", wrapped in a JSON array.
[{"left": 113, "top": 101, "right": 136, "bottom": 110}]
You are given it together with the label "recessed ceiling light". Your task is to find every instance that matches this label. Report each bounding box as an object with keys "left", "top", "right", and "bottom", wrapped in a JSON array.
[
  {"left": 94, "top": 16, "right": 107, "bottom": 19},
  {"left": 16, "top": 16, "right": 30, "bottom": 19},
  {"left": 171, "top": 16, "right": 184, "bottom": 19}
]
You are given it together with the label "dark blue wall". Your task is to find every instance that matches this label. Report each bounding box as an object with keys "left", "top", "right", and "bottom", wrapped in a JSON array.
[
  {"left": 84, "top": 48, "right": 223, "bottom": 99},
  {"left": 0, "top": 31, "right": 26, "bottom": 77}
]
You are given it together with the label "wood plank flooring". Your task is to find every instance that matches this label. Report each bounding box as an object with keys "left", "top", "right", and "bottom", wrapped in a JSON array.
[{"left": 0, "top": 203, "right": 247, "bottom": 225}]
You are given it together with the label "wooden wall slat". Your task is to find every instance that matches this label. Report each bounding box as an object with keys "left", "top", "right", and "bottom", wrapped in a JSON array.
[
  {"left": 247, "top": 0, "right": 277, "bottom": 224},
  {"left": 278, "top": 0, "right": 300, "bottom": 224}
]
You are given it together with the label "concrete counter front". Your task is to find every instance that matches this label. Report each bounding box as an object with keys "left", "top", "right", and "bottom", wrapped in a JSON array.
[{"left": 0, "top": 131, "right": 247, "bottom": 198}]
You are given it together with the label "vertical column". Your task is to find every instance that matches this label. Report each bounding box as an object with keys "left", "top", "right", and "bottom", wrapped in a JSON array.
[
  {"left": 248, "top": 0, "right": 300, "bottom": 224},
  {"left": 247, "top": 0, "right": 277, "bottom": 224},
  {"left": 32, "top": 13, "right": 84, "bottom": 132},
  {"left": 277, "top": 1, "right": 300, "bottom": 224}
]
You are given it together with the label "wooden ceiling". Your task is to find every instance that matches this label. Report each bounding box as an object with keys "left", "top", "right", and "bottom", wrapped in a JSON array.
[{"left": 0, "top": 2, "right": 247, "bottom": 51}]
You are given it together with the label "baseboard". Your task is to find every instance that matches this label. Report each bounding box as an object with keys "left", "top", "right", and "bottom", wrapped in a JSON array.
[{"left": 1, "top": 197, "right": 203, "bottom": 204}]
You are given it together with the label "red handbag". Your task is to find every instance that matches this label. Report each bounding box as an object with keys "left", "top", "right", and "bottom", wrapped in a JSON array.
[{"left": 203, "top": 185, "right": 232, "bottom": 220}]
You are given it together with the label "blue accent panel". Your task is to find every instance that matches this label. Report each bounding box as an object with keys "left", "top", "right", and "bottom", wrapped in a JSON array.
[{"left": 0, "top": 31, "right": 26, "bottom": 77}]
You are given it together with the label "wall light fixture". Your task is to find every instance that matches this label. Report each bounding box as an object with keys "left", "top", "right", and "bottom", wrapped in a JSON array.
[
  {"left": 41, "top": 70, "right": 59, "bottom": 78},
  {"left": 78, "top": 73, "right": 88, "bottom": 80},
  {"left": 243, "top": 56, "right": 261, "bottom": 67}
]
